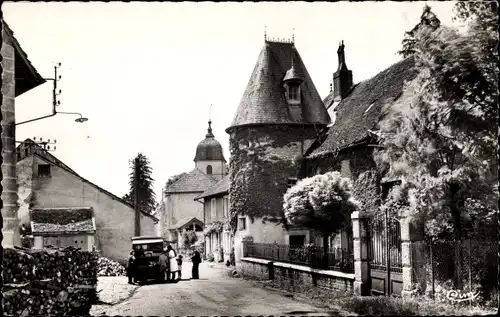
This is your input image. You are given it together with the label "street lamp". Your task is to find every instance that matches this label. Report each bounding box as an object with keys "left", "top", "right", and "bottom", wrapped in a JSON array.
[{"left": 15, "top": 62, "right": 89, "bottom": 126}]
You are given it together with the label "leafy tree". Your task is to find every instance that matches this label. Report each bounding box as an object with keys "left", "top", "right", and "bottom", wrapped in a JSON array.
[
  {"left": 182, "top": 230, "right": 198, "bottom": 248},
  {"left": 375, "top": 6, "right": 498, "bottom": 288},
  {"left": 283, "top": 171, "right": 359, "bottom": 264},
  {"left": 165, "top": 173, "right": 187, "bottom": 190},
  {"left": 398, "top": 4, "right": 441, "bottom": 58},
  {"left": 127, "top": 153, "right": 157, "bottom": 214}
]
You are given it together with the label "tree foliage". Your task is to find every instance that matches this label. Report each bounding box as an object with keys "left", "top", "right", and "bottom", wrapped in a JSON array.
[
  {"left": 376, "top": 3, "right": 498, "bottom": 240},
  {"left": 398, "top": 4, "right": 441, "bottom": 58},
  {"left": 127, "top": 153, "right": 157, "bottom": 214},
  {"left": 165, "top": 173, "right": 187, "bottom": 190},
  {"left": 283, "top": 171, "right": 359, "bottom": 241},
  {"left": 181, "top": 230, "right": 198, "bottom": 248}
]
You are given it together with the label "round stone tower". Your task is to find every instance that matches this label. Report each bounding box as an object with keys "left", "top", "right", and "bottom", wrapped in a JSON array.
[{"left": 225, "top": 39, "right": 330, "bottom": 263}]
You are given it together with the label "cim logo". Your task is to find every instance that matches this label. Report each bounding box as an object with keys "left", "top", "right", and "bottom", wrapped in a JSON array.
[{"left": 446, "top": 289, "right": 480, "bottom": 302}]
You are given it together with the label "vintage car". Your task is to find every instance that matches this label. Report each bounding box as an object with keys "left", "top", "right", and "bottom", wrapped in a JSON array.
[{"left": 131, "top": 236, "right": 172, "bottom": 284}]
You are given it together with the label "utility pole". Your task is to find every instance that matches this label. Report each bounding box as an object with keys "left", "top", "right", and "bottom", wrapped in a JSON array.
[{"left": 134, "top": 157, "right": 141, "bottom": 236}]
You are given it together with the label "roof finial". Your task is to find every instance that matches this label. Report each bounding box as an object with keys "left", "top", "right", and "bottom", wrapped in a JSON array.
[
  {"left": 207, "top": 104, "right": 214, "bottom": 138},
  {"left": 264, "top": 25, "right": 267, "bottom": 41},
  {"left": 292, "top": 28, "right": 295, "bottom": 44}
]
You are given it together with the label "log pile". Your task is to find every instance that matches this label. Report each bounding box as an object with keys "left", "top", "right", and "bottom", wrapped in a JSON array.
[
  {"left": 3, "top": 246, "right": 98, "bottom": 316},
  {"left": 97, "top": 256, "right": 127, "bottom": 276}
]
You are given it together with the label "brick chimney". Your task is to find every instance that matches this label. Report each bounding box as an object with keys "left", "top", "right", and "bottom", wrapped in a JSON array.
[{"left": 333, "top": 41, "right": 353, "bottom": 102}]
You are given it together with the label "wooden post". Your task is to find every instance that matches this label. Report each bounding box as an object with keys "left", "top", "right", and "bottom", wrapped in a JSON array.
[{"left": 134, "top": 157, "right": 141, "bottom": 236}]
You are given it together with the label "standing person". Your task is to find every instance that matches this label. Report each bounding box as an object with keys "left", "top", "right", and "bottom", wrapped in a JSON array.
[
  {"left": 191, "top": 249, "right": 201, "bottom": 279},
  {"left": 158, "top": 248, "right": 169, "bottom": 283},
  {"left": 167, "top": 245, "right": 178, "bottom": 281},
  {"left": 127, "top": 250, "right": 136, "bottom": 285},
  {"left": 176, "top": 254, "right": 183, "bottom": 280}
]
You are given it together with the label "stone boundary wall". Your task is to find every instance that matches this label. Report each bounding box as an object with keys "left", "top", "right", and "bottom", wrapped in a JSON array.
[{"left": 241, "top": 257, "right": 354, "bottom": 293}]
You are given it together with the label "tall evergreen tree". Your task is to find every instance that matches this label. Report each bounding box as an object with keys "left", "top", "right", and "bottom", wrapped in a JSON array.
[
  {"left": 398, "top": 4, "right": 441, "bottom": 58},
  {"left": 127, "top": 153, "right": 157, "bottom": 214}
]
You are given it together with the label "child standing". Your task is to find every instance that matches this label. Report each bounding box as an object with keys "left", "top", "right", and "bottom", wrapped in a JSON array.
[{"left": 176, "top": 254, "right": 183, "bottom": 280}]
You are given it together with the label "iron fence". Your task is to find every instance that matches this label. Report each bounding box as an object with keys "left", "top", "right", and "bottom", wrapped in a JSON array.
[
  {"left": 411, "top": 238, "right": 497, "bottom": 305},
  {"left": 244, "top": 242, "right": 354, "bottom": 273},
  {"left": 368, "top": 213, "right": 403, "bottom": 273}
]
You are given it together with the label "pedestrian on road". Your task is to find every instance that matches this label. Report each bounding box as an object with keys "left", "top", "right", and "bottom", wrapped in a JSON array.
[
  {"left": 158, "top": 248, "right": 169, "bottom": 283},
  {"left": 191, "top": 249, "right": 201, "bottom": 279},
  {"left": 167, "top": 245, "right": 178, "bottom": 281},
  {"left": 176, "top": 254, "right": 183, "bottom": 280},
  {"left": 127, "top": 250, "right": 136, "bottom": 285}
]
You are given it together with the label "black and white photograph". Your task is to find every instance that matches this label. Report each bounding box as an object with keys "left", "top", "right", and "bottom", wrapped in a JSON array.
[{"left": 0, "top": 1, "right": 498, "bottom": 316}]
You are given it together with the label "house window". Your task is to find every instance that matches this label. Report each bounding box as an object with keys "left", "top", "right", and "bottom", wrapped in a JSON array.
[
  {"left": 238, "top": 217, "right": 247, "bottom": 231},
  {"left": 211, "top": 198, "right": 216, "bottom": 220},
  {"left": 223, "top": 198, "right": 229, "bottom": 218},
  {"left": 38, "top": 164, "right": 51, "bottom": 177},
  {"left": 289, "top": 235, "right": 306, "bottom": 247},
  {"left": 287, "top": 177, "right": 298, "bottom": 188},
  {"left": 340, "top": 159, "right": 351, "bottom": 179},
  {"left": 207, "top": 165, "right": 213, "bottom": 174}
]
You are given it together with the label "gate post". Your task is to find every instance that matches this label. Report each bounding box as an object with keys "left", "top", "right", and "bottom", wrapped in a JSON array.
[
  {"left": 401, "top": 212, "right": 425, "bottom": 298},
  {"left": 351, "top": 210, "right": 370, "bottom": 296}
]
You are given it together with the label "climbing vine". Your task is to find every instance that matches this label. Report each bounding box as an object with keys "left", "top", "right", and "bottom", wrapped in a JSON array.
[
  {"left": 351, "top": 169, "right": 381, "bottom": 216},
  {"left": 228, "top": 126, "right": 318, "bottom": 233},
  {"left": 204, "top": 221, "right": 223, "bottom": 236}
]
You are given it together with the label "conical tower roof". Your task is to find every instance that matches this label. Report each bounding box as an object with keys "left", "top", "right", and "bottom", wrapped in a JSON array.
[{"left": 226, "top": 41, "right": 330, "bottom": 133}]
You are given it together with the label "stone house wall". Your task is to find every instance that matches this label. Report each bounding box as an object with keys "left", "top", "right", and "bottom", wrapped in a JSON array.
[{"left": 17, "top": 154, "right": 156, "bottom": 265}]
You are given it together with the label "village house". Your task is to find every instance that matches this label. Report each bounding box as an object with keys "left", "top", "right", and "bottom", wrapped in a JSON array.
[
  {"left": 1, "top": 19, "right": 46, "bottom": 248},
  {"left": 15, "top": 139, "right": 158, "bottom": 264},
  {"left": 225, "top": 35, "right": 430, "bottom": 297},
  {"left": 195, "top": 174, "right": 231, "bottom": 262},
  {"left": 304, "top": 44, "right": 420, "bottom": 296},
  {"left": 155, "top": 121, "right": 227, "bottom": 249}
]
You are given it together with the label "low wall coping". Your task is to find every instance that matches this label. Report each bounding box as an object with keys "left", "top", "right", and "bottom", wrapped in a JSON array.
[
  {"left": 273, "top": 261, "right": 355, "bottom": 280},
  {"left": 241, "top": 257, "right": 273, "bottom": 265}
]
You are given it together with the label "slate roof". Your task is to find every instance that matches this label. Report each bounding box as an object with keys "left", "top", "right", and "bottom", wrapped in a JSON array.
[
  {"left": 165, "top": 168, "right": 217, "bottom": 194},
  {"left": 195, "top": 174, "right": 230, "bottom": 200},
  {"left": 226, "top": 40, "right": 330, "bottom": 132},
  {"left": 169, "top": 217, "right": 203, "bottom": 230},
  {"left": 309, "top": 56, "right": 417, "bottom": 157},
  {"left": 30, "top": 207, "right": 96, "bottom": 235}
]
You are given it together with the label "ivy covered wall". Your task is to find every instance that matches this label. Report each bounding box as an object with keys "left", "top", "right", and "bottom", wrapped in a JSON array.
[
  {"left": 304, "top": 145, "right": 381, "bottom": 216},
  {"left": 228, "top": 125, "right": 318, "bottom": 230}
]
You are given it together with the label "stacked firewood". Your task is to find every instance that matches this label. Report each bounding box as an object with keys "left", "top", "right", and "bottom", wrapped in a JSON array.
[
  {"left": 3, "top": 246, "right": 98, "bottom": 316},
  {"left": 97, "top": 256, "right": 127, "bottom": 276}
]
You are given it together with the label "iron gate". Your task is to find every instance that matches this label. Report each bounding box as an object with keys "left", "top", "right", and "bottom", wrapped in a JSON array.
[{"left": 368, "top": 211, "right": 403, "bottom": 296}]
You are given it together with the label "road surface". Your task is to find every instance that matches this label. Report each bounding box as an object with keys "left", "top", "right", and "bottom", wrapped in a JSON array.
[{"left": 91, "top": 262, "right": 341, "bottom": 316}]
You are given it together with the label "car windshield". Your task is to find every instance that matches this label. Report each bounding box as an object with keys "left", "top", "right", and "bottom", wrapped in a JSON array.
[{"left": 133, "top": 242, "right": 163, "bottom": 252}]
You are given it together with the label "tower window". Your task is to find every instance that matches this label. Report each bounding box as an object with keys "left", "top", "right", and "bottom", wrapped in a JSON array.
[
  {"left": 206, "top": 165, "right": 213, "bottom": 174},
  {"left": 288, "top": 85, "right": 299, "bottom": 100}
]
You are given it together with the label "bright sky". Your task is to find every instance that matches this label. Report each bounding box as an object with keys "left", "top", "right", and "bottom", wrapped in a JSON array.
[{"left": 4, "top": 1, "right": 458, "bottom": 201}]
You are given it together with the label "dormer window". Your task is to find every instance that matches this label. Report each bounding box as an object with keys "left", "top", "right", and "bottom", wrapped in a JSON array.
[
  {"left": 284, "top": 82, "right": 302, "bottom": 105},
  {"left": 288, "top": 85, "right": 299, "bottom": 101},
  {"left": 283, "top": 62, "right": 303, "bottom": 105}
]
